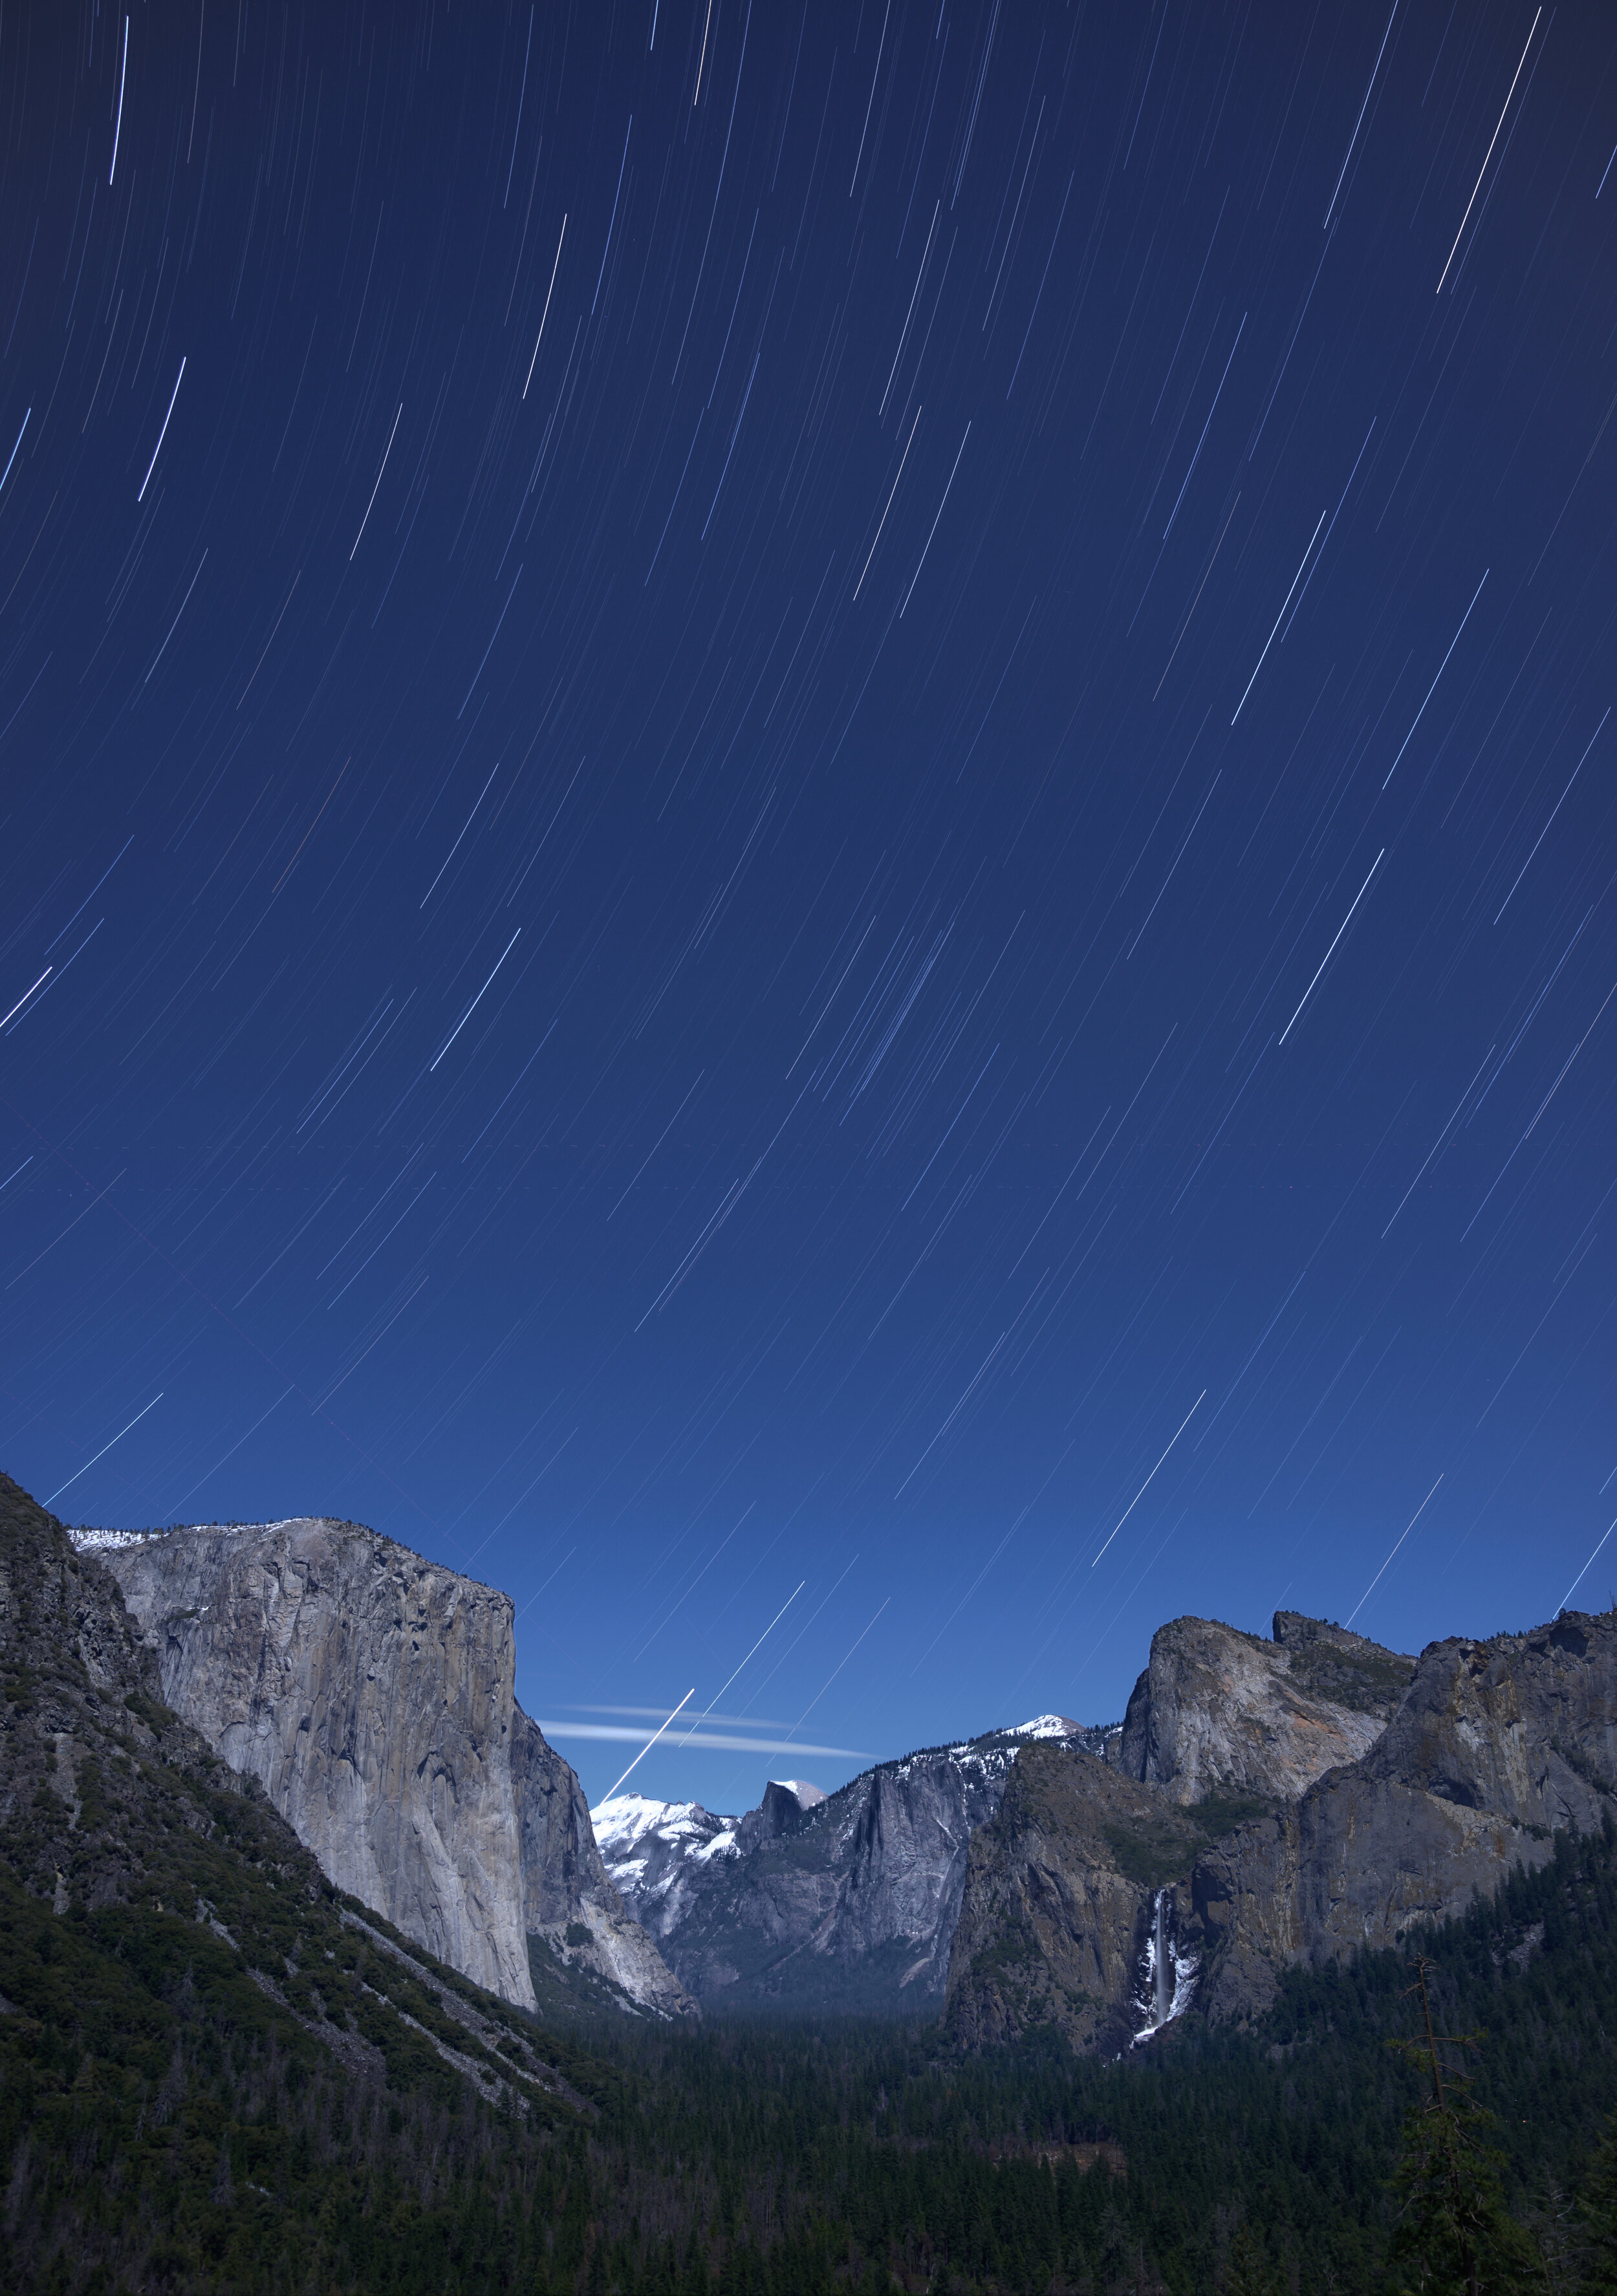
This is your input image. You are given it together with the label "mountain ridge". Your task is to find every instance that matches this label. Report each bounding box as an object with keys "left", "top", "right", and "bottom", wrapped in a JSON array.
[
  {"left": 594, "top": 1717, "right": 1123, "bottom": 2014},
  {"left": 52, "top": 1481, "right": 1617, "bottom": 2057},
  {"left": 944, "top": 1603, "right": 1617, "bottom": 2052},
  {"left": 5, "top": 1461, "right": 1616, "bottom": 2296},
  {"left": 597, "top": 1606, "right": 1424, "bottom": 2020}
]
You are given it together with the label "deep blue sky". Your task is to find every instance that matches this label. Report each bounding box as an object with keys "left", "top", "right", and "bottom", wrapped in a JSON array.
[{"left": 3, "top": 0, "right": 1614, "bottom": 1814}]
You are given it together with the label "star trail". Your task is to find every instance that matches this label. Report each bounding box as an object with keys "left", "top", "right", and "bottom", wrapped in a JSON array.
[{"left": 1, "top": 0, "right": 1614, "bottom": 1806}]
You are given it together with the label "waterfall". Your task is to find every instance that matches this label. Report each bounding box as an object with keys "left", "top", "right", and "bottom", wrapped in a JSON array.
[{"left": 1131, "top": 1888, "right": 1199, "bottom": 2044}]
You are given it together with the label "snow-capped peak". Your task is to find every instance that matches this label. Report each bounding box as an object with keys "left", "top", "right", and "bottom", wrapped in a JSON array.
[{"left": 591, "top": 1793, "right": 739, "bottom": 1860}]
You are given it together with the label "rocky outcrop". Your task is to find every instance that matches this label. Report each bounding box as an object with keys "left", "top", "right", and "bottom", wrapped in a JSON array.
[
  {"left": 598, "top": 1721, "right": 1113, "bottom": 2013},
  {"left": 946, "top": 1609, "right": 1617, "bottom": 2051},
  {"left": 511, "top": 1708, "right": 695, "bottom": 2017},
  {"left": 1194, "top": 1610, "right": 1617, "bottom": 2020},
  {"left": 944, "top": 1742, "right": 1206, "bottom": 2056},
  {"left": 0, "top": 1471, "right": 591, "bottom": 2137},
  {"left": 1116, "top": 1612, "right": 1416, "bottom": 1805},
  {"left": 84, "top": 1516, "right": 693, "bottom": 2021},
  {"left": 736, "top": 1777, "right": 829, "bottom": 1853}
]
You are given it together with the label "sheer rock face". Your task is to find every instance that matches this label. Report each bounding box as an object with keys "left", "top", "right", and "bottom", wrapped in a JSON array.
[
  {"left": 943, "top": 1743, "right": 1189, "bottom": 2057},
  {"left": 509, "top": 1708, "right": 693, "bottom": 2015},
  {"left": 89, "top": 1518, "right": 692, "bottom": 2019},
  {"left": 1194, "top": 1610, "right": 1617, "bottom": 2020},
  {"left": 1116, "top": 1612, "right": 1417, "bottom": 1806},
  {"left": 945, "top": 1610, "right": 1617, "bottom": 2051},
  {"left": 598, "top": 1726, "right": 1114, "bottom": 2014}
]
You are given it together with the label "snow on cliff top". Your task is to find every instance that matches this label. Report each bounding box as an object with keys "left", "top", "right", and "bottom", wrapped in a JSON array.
[
  {"left": 69, "top": 1518, "right": 313, "bottom": 1553},
  {"left": 771, "top": 1778, "right": 827, "bottom": 1807}
]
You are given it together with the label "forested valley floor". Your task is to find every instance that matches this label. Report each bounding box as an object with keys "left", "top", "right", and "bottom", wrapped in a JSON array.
[{"left": 4, "top": 1803, "right": 1615, "bottom": 2296}]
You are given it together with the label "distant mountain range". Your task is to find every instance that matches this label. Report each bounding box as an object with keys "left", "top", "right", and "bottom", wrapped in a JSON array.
[
  {"left": 592, "top": 1715, "right": 1118, "bottom": 2015},
  {"left": 592, "top": 1609, "right": 1425, "bottom": 2031},
  {"left": 50, "top": 1481, "right": 1617, "bottom": 2054}
]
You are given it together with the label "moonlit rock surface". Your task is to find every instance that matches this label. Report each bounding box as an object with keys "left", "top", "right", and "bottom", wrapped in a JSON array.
[
  {"left": 946, "top": 1742, "right": 1200, "bottom": 2056},
  {"left": 947, "top": 1608, "right": 1617, "bottom": 2051},
  {"left": 1194, "top": 1608, "right": 1617, "bottom": 2019},
  {"left": 84, "top": 1517, "right": 693, "bottom": 2018},
  {"left": 1117, "top": 1611, "right": 1416, "bottom": 1805},
  {"left": 596, "top": 1720, "right": 1121, "bottom": 2012},
  {"left": 946, "top": 1611, "right": 1422, "bottom": 2051}
]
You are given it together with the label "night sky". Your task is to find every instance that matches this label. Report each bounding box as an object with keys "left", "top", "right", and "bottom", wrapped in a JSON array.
[{"left": 3, "top": 0, "right": 1615, "bottom": 1811}]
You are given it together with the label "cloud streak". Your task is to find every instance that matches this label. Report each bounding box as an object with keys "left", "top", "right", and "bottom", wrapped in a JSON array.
[{"left": 539, "top": 1722, "right": 867, "bottom": 1758}]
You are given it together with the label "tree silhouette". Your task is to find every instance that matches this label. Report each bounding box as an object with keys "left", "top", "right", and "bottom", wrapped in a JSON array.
[
  {"left": 1582, "top": 2111, "right": 1617, "bottom": 2296},
  {"left": 1384, "top": 1961, "right": 1534, "bottom": 2296}
]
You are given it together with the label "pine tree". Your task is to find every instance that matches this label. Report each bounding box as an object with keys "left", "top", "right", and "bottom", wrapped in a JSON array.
[
  {"left": 1383, "top": 1961, "right": 1535, "bottom": 2296},
  {"left": 1222, "top": 2224, "right": 1281, "bottom": 2296},
  {"left": 1582, "top": 2112, "right": 1617, "bottom": 2296}
]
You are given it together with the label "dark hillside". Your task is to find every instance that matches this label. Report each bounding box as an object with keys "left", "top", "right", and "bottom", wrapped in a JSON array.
[{"left": 0, "top": 1471, "right": 610, "bottom": 2290}]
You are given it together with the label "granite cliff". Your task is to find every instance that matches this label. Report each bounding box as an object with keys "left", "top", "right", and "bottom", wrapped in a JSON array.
[
  {"left": 1192, "top": 1607, "right": 1617, "bottom": 2019},
  {"left": 0, "top": 1471, "right": 590, "bottom": 2114},
  {"left": 50, "top": 1491, "right": 1614, "bottom": 2054},
  {"left": 944, "top": 1608, "right": 1617, "bottom": 2053},
  {"left": 944, "top": 1741, "right": 1210, "bottom": 2056},
  {"left": 83, "top": 1516, "right": 692, "bottom": 2022},
  {"left": 1115, "top": 1610, "right": 1416, "bottom": 1802}
]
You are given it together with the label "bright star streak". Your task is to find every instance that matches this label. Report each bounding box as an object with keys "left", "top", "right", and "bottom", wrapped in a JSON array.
[
  {"left": 1092, "top": 1392, "right": 1206, "bottom": 1568},
  {"left": 45, "top": 1394, "right": 165, "bottom": 1507},
  {"left": 1345, "top": 1475, "right": 1443, "bottom": 1628},
  {"left": 600, "top": 1689, "right": 697, "bottom": 1800}
]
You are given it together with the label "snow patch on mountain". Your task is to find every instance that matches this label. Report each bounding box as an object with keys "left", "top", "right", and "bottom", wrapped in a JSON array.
[
  {"left": 69, "top": 1520, "right": 308, "bottom": 1554},
  {"left": 592, "top": 1794, "right": 722, "bottom": 1856},
  {"left": 69, "top": 1525, "right": 167, "bottom": 1552},
  {"left": 771, "top": 1778, "right": 827, "bottom": 1808}
]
